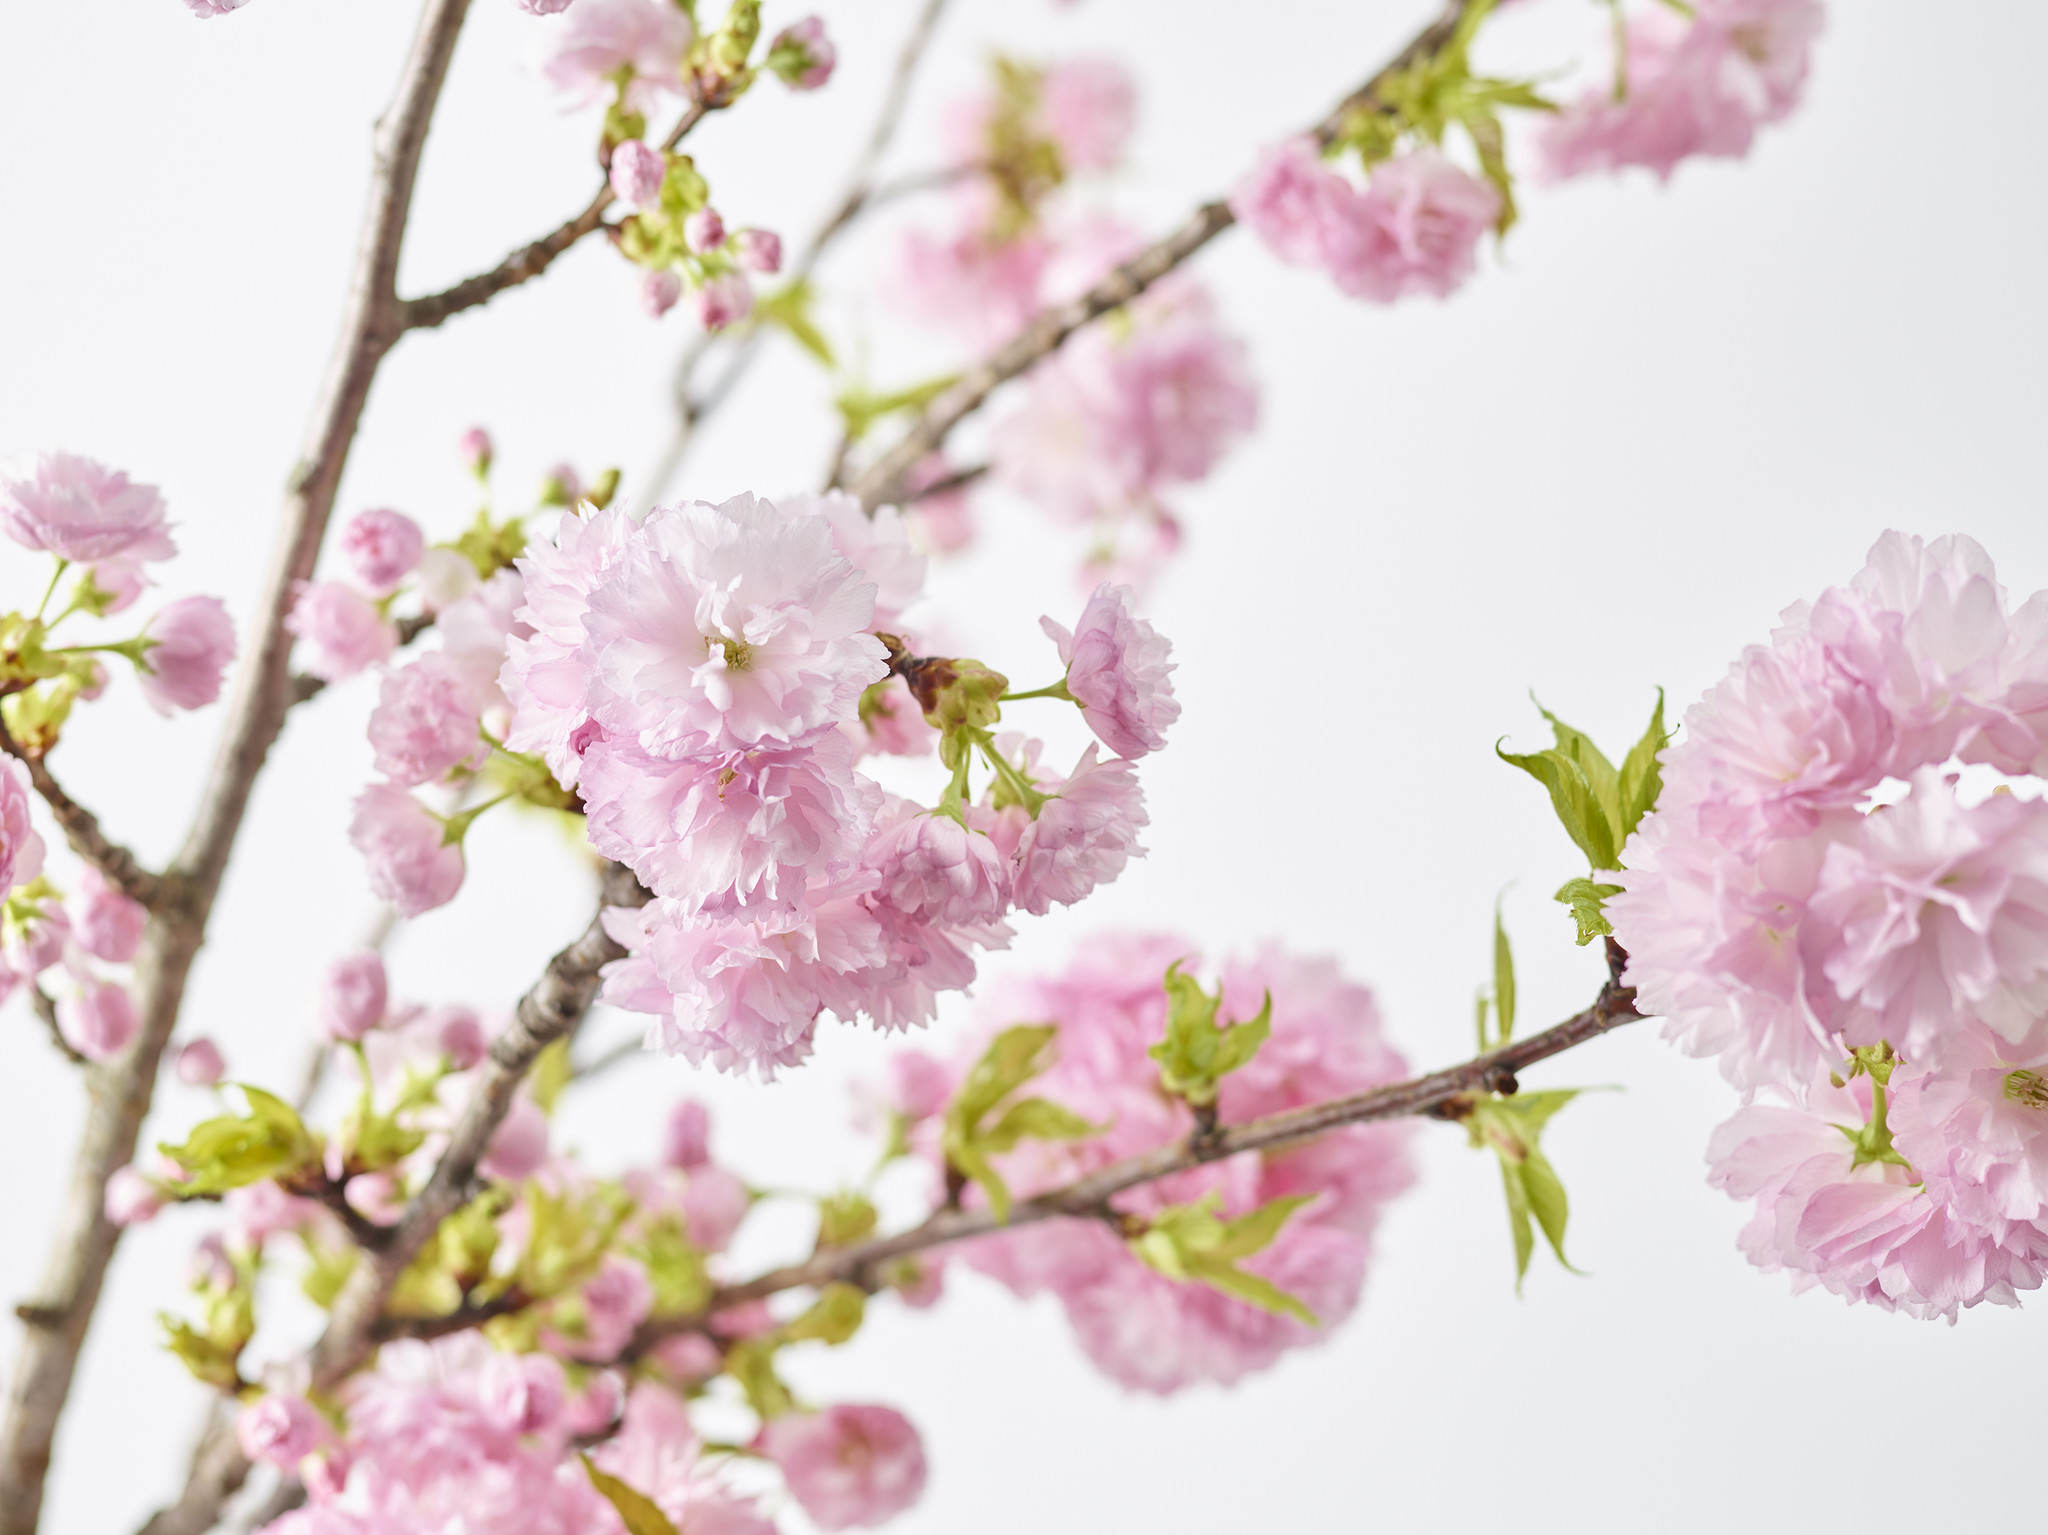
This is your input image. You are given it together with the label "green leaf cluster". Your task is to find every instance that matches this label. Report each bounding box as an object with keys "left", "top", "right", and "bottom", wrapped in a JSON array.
[
  {"left": 159, "top": 1249, "right": 258, "bottom": 1390},
  {"left": 814, "top": 1190, "right": 878, "bottom": 1250},
  {"left": 835, "top": 374, "right": 959, "bottom": 444},
  {"left": 513, "top": 1180, "right": 632, "bottom": 1304},
  {"left": 444, "top": 508, "right": 527, "bottom": 582},
  {"left": 1130, "top": 1192, "right": 1321, "bottom": 1325},
  {"left": 1465, "top": 1090, "right": 1582, "bottom": 1292},
  {"left": 982, "top": 56, "right": 1067, "bottom": 238},
  {"left": 1148, "top": 962, "right": 1271, "bottom": 1109},
  {"left": 627, "top": 1215, "right": 713, "bottom": 1317},
  {"left": 941, "top": 1025, "right": 1101, "bottom": 1222},
  {"left": 159, "top": 1086, "right": 319, "bottom": 1196},
  {"left": 1497, "top": 691, "right": 1667, "bottom": 943}
]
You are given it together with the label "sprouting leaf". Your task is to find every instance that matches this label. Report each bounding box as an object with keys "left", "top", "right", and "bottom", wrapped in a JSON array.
[
  {"left": 814, "top": 1190, "right": 878, "bottom": 1250},
  {"left": 1149, "top": 962, "right": 1272, "bottom": 1108},
  {"left": 941, "top": 1024, "right": 1100, "bottom": 1222},
  {"left": 1616, "top": 688, "right": 1669, "bottom": 847},
  {"left": 1497, "top": 738, "right": 1618, "bottom": 873},
  {"left": 159, "top": 1085, "right": 319, "bottom": 1196},
  {"left": 834, "top": 374, "right": 958, "bottom": 443},
  {"left": 1499, "top": 691, "right": 1671, "bottom": 898},
  {"left": 779, "top": 1281, "right": 865, "bottom": 1346},
  {"left": 754, "top": 280, "right": 835, "bottom": 368},
  {"left": 1492, "top": 900, "right": 1516, "bottom": 1042},
  {"left": 160, "top": 1317, "right": 245, "bottom": 1391},
  {"left": 1131, "top": 1193, "right": 1320, "bottom": 1326},
  {"left": 582, "top": 1457, "right": 680, "bottom": 1535},
  {"left": 976, "top": 1097, "right": 1100, "bottom": 1153},
  {"left": 1554, "top": 876, "right": 1623, "bottom": 946},
  {"left": 1466, "top": 1091, "right": 1589, "bottom": 1292},
  {"left": 724, "top": 1338, "right": 794, "bottom": 1420},
  {"left": 629, "top": 1217, "right": 712, "bottom": 1317}
]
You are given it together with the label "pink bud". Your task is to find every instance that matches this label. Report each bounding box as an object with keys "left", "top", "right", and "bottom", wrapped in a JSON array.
[
  {"left": 104, "top": 1165, "right": 165, "bottom": 1226},
  {"left": 4, "top": 905, "right": 69, "bottom": 977},
  {"left": 641, "top": 268, "right": 682, "bottom": 319},
  {"left": 426, "top": 1005, "right": 488, "bottom": 1069},
  {"left": 652, "top": 1331, "right": 723, "bottom": 1383},
  {"left": 338, "top": 508, "right": 426, "bottom": 594},
  {"left": 176, "top": 1037, "right": 226, "bottom": 1086},
  {"left": 457, "top": 427, "right": 493, "bottom": 475},
  {"left": 320, "top": 951, "right": 388, "bottom": 1041},
  {"left": 663, "top": 1099, "right": 710, "bottom": 1167},
  {"left": 285, "top": 581, "right": 394, "bottom": 684},
  {"left": 766, "top": 16, "right": 836, "bottom": 90},
  {"left": 70, "top": 866, "right": 146, "bottom": 962},
  {"left": 86, "top": 557, "right": 146, "bottom": 615},
  {"left": 730, "top": 227, "right": 782, "bottom": 274},
  {"left": 690, "top": 272, "right": 753, "bottom": 331},
  {"left": 237, "top": 1394, "right": 327, "bottom": 1469},
  {"left": 681, "top": 1164, "right": 749, "bottom": 1253},
  {"left": 683, "top": 207, "right": 725, "bottom": 253},
  {"left": 139, "top": 596, "right": 237, "bottom": 715},
  {"left": 562, "top": 1371, "right": 626, "bottom": 1438},
  {"left": 608, "top": 140, "right": 666, "bottom": 210},
  {"left": 59, "top": 982, "right": 139, "bottom": 1061},
  {"left": 887, "top": 1050, "right": 951, "bottom": 1122},
  {"left": 480, "top": 1096, "right": 549, "bottom": 1182}
]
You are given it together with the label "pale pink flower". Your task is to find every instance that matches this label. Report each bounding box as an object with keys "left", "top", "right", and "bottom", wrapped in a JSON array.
[
  {"left": 1009, "top": 744, "right": 1147, "bottom": 914},
  {"left": 543, "top": 0, "right": 692, "bottom": 108},
  {"left": 224, "top": 1181, "right": 318, "bottom": 1251},
  {"left": 847, "top": 675, "right": 935, "bottom": 760},
  {"left": 438, "top": 569, "right": 532, "bottom": 731},
  {"left": 0, "top": 759, "right": 43, "bottom": 898},
  {"left": 790, "top": 491, "right": 926, "bottom": 631},
  {"left": 424, "top": 1005, "right": 488, "bottom": 1069},
  {"left": 841, "top": 901, "right": 1013, "bottom": 1034},
  {"left": 684, "top": 207, "right": 726, "bottom": 253},
  {"left": 642, "top": 267, "right": 683, "bottom": 318},
  {"left": 1324, "top": 150, "right": 1499, "bottom": 303},
  {"left": 663, "top": 1100, "right": 711, "bottom": 1167},
  {"left": 239, "top": 1395, "right": 328, "bottom": 1469},
  {"left": 894, "top": 209, "right": 1050, "bottom": 348},
  {"left": 681, "top": 1163, "right": 750, "bottom": 1252},
  {"left": 176, "top": 1036, "right": 226, "bottom": 1086},
  {"left": 0, "top": 452, "right": 176, "bottom": 564},
  {"left": 104, "top": 1165, "right": 165, "bottom": 1226},
  {"left": 416, "top": 546, "right": 481, "bottom": 611},
  {"left": 562, "top": 1256, "right": 654, "bottom": 1360},
  {"left": 518, "top": 0, "right": 577, "bottom": 13},
  {"left": 885, "top": 1050, "right": 951, "bottom": 1122},
  {"left": 339, "top": 508, "right": 426, "bottom": 594},
  {"left": 607, "top": 139, "right": 666, "bottom": 209},
  {"left": 287, "top": 581, "right": 396, "bottom": 683},
  {"left": 369, "top": 653, "right": 488, "bottom": 787},
  {"left": 3, "top": 903, "right": 67, "bottom": 977},
  {"left": 457, "top": 426, "right": 494, "bottom": 476},
  {"left": 759, "top": 1404, "right": 928, "bottom": 1531},
  {"left": 730, "top": 228, "right": 782, "bottom": 274},
  {"left": 320, "top": 951, "right": 388, "bottom": 1042},
  {"left": 592, "top": 1385, "right": 778, "bottom": 1535},
  {"left": 138, "top": 595, "right": 236, "bottom": 715},
  {"left": 1039, "top": 58, "right": 1135, "bottom": 172},
  {"left": 901, "top": 456, "right": 975, "bottom": 555},
  {"left": 865, "top": 807, "right": 1012, "bottom": 927},
  {"left": 184, "top": 0, "right": 253, "bottom": 14},
  {"left": 1892, "top": 1032, "right": 2048, "bottom": 1247},
  {"left": 481, "top": 1096, "right": 550, "bottom": 1182},
  {"left": 1231, "top": 136, "right": 1356, "bottom": 268},
  {"left": 691, "top": 272, "right": 754, "bottom": 330},
  {"left": 60, "top": 981, "right": 139, "bottom": 1061},
  {"left": 766, "top": 16, "right": 836, "bottom": 90},
  {"left": 68, "top": 866, "right": 146, "bottom": 963},
  {"left": 349, "top": 784, "right": 464, "bottom": 917},
  {"left": 478, "top": 1351, "right": 565, "bottom": 1437},
  {"left": 1042, "top": 583, "right": 1179, "bottom": 759},
  {"left": 84, "top": 556, "right": 147, "bottom": 616}
]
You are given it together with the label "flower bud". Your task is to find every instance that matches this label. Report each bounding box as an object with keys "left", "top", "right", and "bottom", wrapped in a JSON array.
[
  {"left": 766, "top": 16, "right": 836, "bottom": 90},
  {"left": 59, "top": 982, "right": 139, "bottom": 1061},
  {"left": 4, "top": 904, "right": 69, "bottom": 977},
  {"left": 320, "top": 951, "right": 388, "bottom": 1042},
  {"left": 339, "top": 508, "right": 426, "bottom": 594},
  {"left": 83, "top": 557, "right": 146, "bottom": 616},
  {"left": 690, "top": 272, "right": 753, "bottom": 331},
  {"left": 104, "top": 1165, "right": 165, "bottom": 1226},
  {"left": 641, "top": 268, "right": 683, "bottom": 319},
  {"left": 684, "top": 207, "right": 726, "bottom": 253},
  {"left": 607, "top": 139, "right": 665, "bottom": 210},
  {"left": 176, "top": 1036, "right": 226, "bottom": 1086},
  {"left": 71, "top": 866, "right": 146, "bottom": 962},
  {"left": 285, "top": 582, "right": 394, "bottom": 683},
  {"left": 730, "top": 227, "right": 782, "bottom": 274},
  {"left": 139, "top": 596, "right": 237, "bottom": 715},
  {"left": 426, "top": 1004, "right": 487, "bottom": 1069},
  {"left": 457, "top": 426, "right": 493, "bottom": 477},
  {"left": 663, "top": 1099, "right": 711, "bottom": 1168}
]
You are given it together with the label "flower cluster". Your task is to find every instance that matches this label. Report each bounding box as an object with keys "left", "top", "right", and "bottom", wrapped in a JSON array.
[
  {"left": 1539, "top": 0, "right": 1826, "bottom": 182},
  {"left": 898, "top": 933, "right": 1416, "bottom": 1391},
  {"left": 1610, "top": 531, "right": 2048, "bottom": 1318},
  {"left": 501, "top": 491, "right": 1173, "bottom": 1076}
]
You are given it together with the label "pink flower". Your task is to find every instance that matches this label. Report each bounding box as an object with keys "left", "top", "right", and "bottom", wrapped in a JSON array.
[
  {"left": 793, "top": 491, "right": 926, "bottom": 631},
  {"left": 457, "top": 427, "right": 494, "bottom": 476},
  {"left": 287, "top": 581, "right": 396, "bottom": 683},
  {"left": 730, "top": 228, "right": 782, "bottom": 274},
  {"left": 69, "top": 866, "right": 145, "bottom": 963},
  {"left": 478, "top": 1350, "right": 566, "bottom": 1436},
  {"left": 320, "top": 951, "right": 388, "bottom": 1041},
  {"left": 518, "top": 0, "right": 578, "bottom": 13},
  {"left": 423, "top": 1005, "right": 487, "bottom": 1069},
  {"left": 684, "top": 207, "right": 726, "bottom": 253},
  {"left": 608, "top": 139, "right": 666, "bottom": 209},
  {"left": 239, "top": 1395, "right": 327, "bottom": 1469},
  {"left": 369, "top": 653, "right": 488, "bottom": 787},
  {"left": 1324, "top": 150, "right": 1499, "bottom": 303},
  {"left": 766, "top": 15, "right": 835, "bottom": 90},
  {"left": 0, "top": 452, "right": 176, "bottom": 564},
  {"left": 176, "top": 1037, "right": 227, "bottom": 1086},
  {"left": 758, "top": 1405, "right": 928, "bottom": 1530},
  {"left": 1539, "top": 0, "right": 1826, "bottom": 182},
  {"left": 1039, "top": 58, "right": 1135, "bottom": 172},
  {"left": 4, "top": 903, "right": 67, "bottom": 977},
  {"left": 885, "top": 1049, "right": 950, "bottom": 1121},
  {"left": 349, "top": 784, "right": 464, "bottom": 917},
  {"left": 338, "top": 508, "right": 426, "bottom": 594},
  {"left": 847, "top": 675, "right": 935, "bottom": 760},
  {"left": 901, "top": 456, "right": 976, "bottom": 556},
  {"left": 543, "top": 0, "right": 692, "bottom": 109},
  {"left": 1009, "top": 744, "right": 1148, "bottom": 915},
  {"left": 138, "top": 595, "right": 236, "bottom": 715},
  {"left": 593, "top": 1384, "right": 778, "bottom": 1535},
  {"left": 1892, "top": 1032, "right": 2048, "bottom": 1247},
  {"left": 663, "top": 1100, "right": 711, "bottom": 1167},
  {"left": 893, "top": 209, "right": 1050, "bottom": 349},
  {"left": 0, "top": 759, "right": 43, "bottom": 898},
  {"left": 182, "top": 0, "right": 252, "bottom": 14},
  {"left": 641, "top": 268, "right": 683, "bottom": 318},
  {"left": 865, "top": 807, "right": 1012, "bottom": 927},
  {"left": 1231, "top": 136, "right": 1356, "bottom": 268},
  {"left": 104, "top": 1165, "right": 165, "bottom": 1226},
  {"left": 417, "top": 547, "right": 481, "bottom": 611},
  {"left": 481, "top": 1097, "right": 550, "bottom": 1182},
  {"left": 1042, "top": 583, "right": 1179, "bottom": 759},
  {"left": 84, "top": 556, "right": 147, "bottom": 615},
  {"left": 566, "top": 1256, "right": 653, "bottom": 1359},
  {"left": 59, "top": 981, "right": 139, "bottom": 1060},
  {"left": 691, "top": 272, "right": 754, "bottom": 330}
]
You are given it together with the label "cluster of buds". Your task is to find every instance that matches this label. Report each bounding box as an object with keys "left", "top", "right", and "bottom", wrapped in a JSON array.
[{"left": 607, "top": 140, "right": 783, "bottom": 328}]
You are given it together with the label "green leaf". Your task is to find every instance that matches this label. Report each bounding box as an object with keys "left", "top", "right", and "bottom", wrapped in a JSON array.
[
  {"left": 724, "top": 1338, "right": 794, "bottom": 1420},
  {"left": 1148, "top": 962, "right": 1272, "bottom": 1108},
  {"left": 834, "top": 375, "right": 959, "bottom": 443},
  {"left": 1496, "top": 740, "right": 1618, "bottom": 872},
  {"left": 1208, "top": 1193, "right": 1318, "bottom": 1262},
  {"left": 1497, "top": 1157, "right": 1536, "bottom": 1290},
  {"left": 581, "top": 1456, "right": 679, "bottom": 1535},
  {"left": 1616, "top": 688, "right": 1669, "bottom": 849},
  {"left": 629, "top": 1217, "right": 712, "bottom": 1317},
  {"left": 754, "top": 280, "right": 835, "bottom": 368},
  {"left": 815, "top": 1190, "right": 878, "bottom": 1249},
  {"left": 159, "top": 1085, "right": 319, "bottom": 1196},
  {"left": 529, "top": 1038, "right": 572, "bottom": 1116},
  {"left": 1492, "top": 900, "right": 1516, "bottom": 1041},
  {"left": 1130, "top": 1193, "right": 1320, "bottom": 1326},
  {"left": 1520, "top": 1147, "right": 1575, "bottom": 1270},
  {"left": 1554, "top": 877, "right": 1623, "bottom": 946},
  {"left": 977, "top": 1096, "right": 1101, "bottom": 1154},
  {"left": 779, "top": 1281, "right": 866, "bottom": 1346},
  {"left": 954, "top": 1025, "right": 1058, "bottom": 1128},
  {"left": 159, "top": 1316, "right": 244, "bottom": 1391},
  {"left": 1466, "top": 1092, "right": 1588, "bottom": 1292}
]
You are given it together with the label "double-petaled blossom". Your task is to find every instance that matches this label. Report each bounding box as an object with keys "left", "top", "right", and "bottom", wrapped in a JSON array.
[
  {"left": 591, "top": 1384, "right": 779, "bottom": 1535},
  {"left": 1042, "top": 583, "right": 1179, "bottom": 759},
  {"left": 864, "top": 804, "right": 1012, "bottom": 928},
  {"left": 543, "top": 0, "right": 692, "bottom": 110},
  {"left": 1007, "top": 744, "right": 1148, "bottom": 915},
  {"left": 70, "top": 866, "right": 145, "bottom": 963},
  {"left": 59, "top": 980, "right": 139, "bottom": 1060},
  {"left": 349, "top": 784, "right": 464, "bottom": 917},
  {"left": 288, "top": 581, "right": 396, "bottom": 683},
  {"left": 1039, "top": 58, "right": 1135, "bottom": 172},
  {"left": 923, "top": 933, "right": 1415, "bottom": 1391},
  {"left": 0, "top": 452, "right": 176, "bottom": 564},
  {"left": 0, "top": 759, "right": 46, "bottom": 898},
  {"left": 369, "top": 653, "right": 490, "bottom": 787},
  {"left": 138, "top": 595, "right": 236, "bottom": 715},
  {"left": 1539, "top": 0, "right": 1826, "bottom": 182},
  {"left": 757, "top": 1405, "right": 928, "bottom": 1531},
  {"left": 320, "top": 951, "right": 388, "bottom": 1042},
  {"left": 339, "top": 509, "right": 426, "bottom": 594}
]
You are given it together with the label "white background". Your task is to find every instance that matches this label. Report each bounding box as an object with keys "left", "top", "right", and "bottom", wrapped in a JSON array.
[{"left": 3, "top": 1, "right": 2046, "bottom": 1531}]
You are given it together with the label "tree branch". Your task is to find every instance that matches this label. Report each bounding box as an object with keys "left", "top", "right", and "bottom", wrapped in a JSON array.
[
  {"left": 0, "top": 6, "right": 477, "bottom": 1531},
  {"left": 629, "top": 946, "right": 1638, "bottom": 1357},
  {"left": 841, "top": 0, "right": 1475, "bottom": 510},
  {"left": 398, "top": 96, "right": 718, "bottom": 334},
  {"left": 27, "top": 989, "right": 86, "bottom": 1068},
  {"left": 0, "top": 716, "right": 164, "bottom": 909}
]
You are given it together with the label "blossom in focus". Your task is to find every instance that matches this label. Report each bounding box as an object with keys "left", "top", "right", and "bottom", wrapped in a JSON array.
[
  {"left": 0, "top": 759, "right": 43, "bottom": 898},
  {"left": 1539, "top": 0, "right": 1826, "bottom": 182},
  {"left": 369, "top": 653, "right": 488, "bottom": 787},
  {"left": 865, "top": 806, "right": 1012, "bottom": 928},
  {"left": 758, "top": 1404, "right": 929, "bottom": 1530},
  {"left": 543, "top": 0, "right": 692, "bottom": 109},
  {"left": 320, "top": 951, "right": 388, "bottom": 1042},
  {"left": 287, "top": 581, "right": 396, "bottom": 683},
  {"left": 1892, "top": 1032, "right": 2048, "bottom": 1249},
  {"left": 70, "top": 867, "right": 146, "bottom": 963},
  {"left": 59, "top": 981, "right": 140, "bottom": 1061},
  {"left": 336, "top": 508, "right": 424, "bottom": 594},
  {"left": 0, "top": 452, "right": 176, "bottom": 564},
  {"left": 176, "top": 1036, "right": 227, "bottom": 1086},
  {"left": 349, "top": 784, "right": 464, "bottom": 917},
  {"left": 138, "top": 595, "right": 236, "bottom": 715},
  {"left": 1042, "top": 583, "right": 1179, "bottom": 759},
  {"left": 1008, "top": 744, "right": 1147, "bottom": 915},
  {"left": 796, "top": 491, "right": 927, "bottom": 632},
  {"left": 1039, "top": 58, "right": 1136, "bottom": 172},
  {"left": 766, "top": 16, "right": 836, "bottom": 90},
  {"left": 608, "top": 139, "right": 666, "bottom": 210}
]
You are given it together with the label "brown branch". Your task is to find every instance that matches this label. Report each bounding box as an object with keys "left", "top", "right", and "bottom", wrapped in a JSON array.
[
  {"left": 841, "top": 0, "right": 1476, "bottom": 510},
  {"left": 0, "top": 716, "right": 163, "bottom": 910},
  {"left": 28, "top": 989, "right": 86, "bottom": 1068},
  {"left": 628, "top": 947, "right": 1638, "bottom": 1358},
  {"left": 902, "top": 460, "right": 988, "bottom": 505},
  {"left": 136, "top": 864, "right": 649, "bottom": 1535},
  {"left": 398, "top": 96, "right": 717, "bottom": 334},
  {"left": 0, "top": 7, "right": 478, "bottom": 1532}
]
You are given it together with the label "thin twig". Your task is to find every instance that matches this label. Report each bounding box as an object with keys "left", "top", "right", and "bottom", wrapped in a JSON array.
[
  {"left": 902, "top": 460, "right": 988, "bottom": 504},
  {"left": 29, "top": 989, "right": 86, "bottom": 1068},
  {"left": 842, "top": 0, "right": 1476, "bottom": 509},
  {"left": 0, "top": 6, "right": 479, "bottom": 1532},
  {"left": 626, "top": 949, "right": 1638, "bottom": 1359},
  {"left": 0, "top": 715, "right": 163, "bottom": 910}
]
